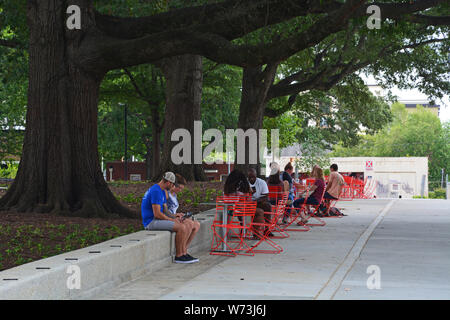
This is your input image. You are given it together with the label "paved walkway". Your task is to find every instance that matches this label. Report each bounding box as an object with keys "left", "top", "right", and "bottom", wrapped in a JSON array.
[{"left": 94, "top": 199, "right": 450, "bottom": 300}]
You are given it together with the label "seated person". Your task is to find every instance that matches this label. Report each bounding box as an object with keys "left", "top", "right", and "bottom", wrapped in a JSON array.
[
  {"left": 325, "top": 164, "right": 344, "bottom": 200},
  {"left": 141, "top": 172, "right": 198, "bottom": 264},
  {"left": 281, "top": 162, "right": 295, "bottom": 204},
  {"left": 222, "top": 169, "right": 252, "bottom": 230},
  {"left": 267, "top": 162, "right": 289, "bottom": 205},
  {"left": 164, "top": 174, "right": 200, "bottom": 261},
  {"left": 247, "top": 167, "right": 272, "bottom": 237},
  {"left": 280, "top": 162, "right": 295, "bottom": 223},
  {"left": 224, "top": 169, "right": 251, "bottom": 196},
  {"left": 293, "top": 167, "right": 325, "bottom": 223}
]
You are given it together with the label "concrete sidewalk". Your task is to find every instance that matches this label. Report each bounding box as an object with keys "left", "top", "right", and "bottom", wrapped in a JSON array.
[{"left": 94, "top": 199, "right": 450, "bottom": 300}]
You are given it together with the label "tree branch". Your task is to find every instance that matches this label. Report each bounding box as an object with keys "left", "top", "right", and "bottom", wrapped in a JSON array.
[
  {"left": 83, "top": 0, "right": 448, "bottom": 72},
  {"left": 264, "top": 36, "right": 448, "bottom": 117},
  {"left": 94, "top": 0, "right": 341, "bottom": 40}
]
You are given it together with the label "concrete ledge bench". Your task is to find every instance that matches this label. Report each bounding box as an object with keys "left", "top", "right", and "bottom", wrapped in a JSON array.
[{"left": 0, "top": 209, "right": 216, "bottom": 299}]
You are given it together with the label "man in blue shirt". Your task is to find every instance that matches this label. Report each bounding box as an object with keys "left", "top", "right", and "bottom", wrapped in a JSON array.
[{"left": 141, "top": 172, "right": 198, "bottom": 264}]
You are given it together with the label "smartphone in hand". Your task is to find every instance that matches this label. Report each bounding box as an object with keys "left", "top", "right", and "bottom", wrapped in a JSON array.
[{"left": 182, "top": 211, "right": 193, "bottom": 220}]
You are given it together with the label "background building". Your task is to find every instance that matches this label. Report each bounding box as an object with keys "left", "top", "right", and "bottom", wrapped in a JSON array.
[{"left": 272, "top": 156, "right": 428, "bottom": 199}]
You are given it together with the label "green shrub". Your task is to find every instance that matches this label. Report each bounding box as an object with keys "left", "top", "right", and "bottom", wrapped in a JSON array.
[
  {"left": 429, "top": 188, "right": 446, "bottom": 199},
  {"left": 0, "top": 162, "right": 19, "bottom": 179}
]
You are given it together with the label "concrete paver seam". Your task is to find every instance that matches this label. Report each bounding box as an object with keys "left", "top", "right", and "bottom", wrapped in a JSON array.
[{"left": 314, "top": 200, "right": 396, "bottom": 300}]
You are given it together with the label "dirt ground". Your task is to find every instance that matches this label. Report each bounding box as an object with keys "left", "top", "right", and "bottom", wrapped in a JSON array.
[{"left": 0, "top": 180, "right": 224, "bottom": 271}]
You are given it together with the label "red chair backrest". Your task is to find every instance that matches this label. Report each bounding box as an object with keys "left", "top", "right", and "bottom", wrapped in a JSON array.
[
  {"left": 306, "top": 178, "right": 315, "bottom": 187},
  {"left": 343, "top": 176, "right": 353, "bottom": 185},
  {"left": 214, "top": 194, "right": 251, "bottom": 223},
  {"left": 229, "top": 200, "right": 257, "bottom": 224},
  {"left": 268, "top": 185, "right": 283, "bottom": 202}
]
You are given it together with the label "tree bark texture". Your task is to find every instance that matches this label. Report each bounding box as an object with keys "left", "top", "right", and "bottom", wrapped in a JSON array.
[
  {"left": 156, "top": 54, "right": 206, "bottom": 181},
  {"left": 0, "top": 0, "right": 134, "bottom": 217}
]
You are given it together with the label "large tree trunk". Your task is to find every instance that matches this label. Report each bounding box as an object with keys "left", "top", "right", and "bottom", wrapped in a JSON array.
[
  {"left": 156, "top": 54, "right": 206, "bottom": 181},
  {"left": 0, "top": 0, "right": 134, "bottom": 218},
  {"left": 234, "top": 64, "right": 279, "bottom": 176}
]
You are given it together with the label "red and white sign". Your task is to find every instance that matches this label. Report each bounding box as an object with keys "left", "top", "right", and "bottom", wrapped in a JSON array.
[{"left": 366, "top": 160, "right": 373, "bottom": 170}]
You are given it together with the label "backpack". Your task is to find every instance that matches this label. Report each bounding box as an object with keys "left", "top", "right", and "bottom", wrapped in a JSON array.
[{"left": 328, "top": 207, "right": 343, "bottom": 216}]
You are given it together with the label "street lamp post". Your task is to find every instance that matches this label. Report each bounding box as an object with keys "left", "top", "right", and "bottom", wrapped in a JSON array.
[{"left": 119, "top": 102, "right": 128, "bottom": 181}]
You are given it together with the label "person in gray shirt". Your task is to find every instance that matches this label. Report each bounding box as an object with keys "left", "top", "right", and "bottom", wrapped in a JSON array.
[{"left": 163, "top": 174, "right": 200, "bottom": 262}]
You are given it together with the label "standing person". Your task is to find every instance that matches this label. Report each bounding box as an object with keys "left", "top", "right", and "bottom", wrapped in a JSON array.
[
  {"left": 141, "top": 172, "right": 197, "bottom": 264},
  {"left": 293, "top": 167, "right": 326, "bottom": 223},
  {"left": 247, "top": 167, "right": 273, "bottom": 237},
  {"left": 164, "top": 174, "right": 200, "bottom": 263}
]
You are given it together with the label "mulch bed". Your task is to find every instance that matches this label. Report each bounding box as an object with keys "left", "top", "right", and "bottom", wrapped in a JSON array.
[{"left": 0, "top": 180, "right": 224, "bottom": 272}]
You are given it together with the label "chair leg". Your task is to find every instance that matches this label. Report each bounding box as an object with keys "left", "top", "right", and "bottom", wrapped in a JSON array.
[
  {"left": 280, "top": 206, "right": 310, "bottom": 232},
  {"left": 210, "top": 225, "right": 256, "bottom": 257},
  {"left": 249, "top": 231, "right": 283, "bottom": 254},
  {"left": 305, "top": 207, "right": 326, "bottom": 226}
]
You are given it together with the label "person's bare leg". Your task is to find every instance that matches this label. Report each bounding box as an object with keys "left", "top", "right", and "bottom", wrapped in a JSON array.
[
  {"left": 185, "top": 219, "right": 200, "bottom": 249},
  {"left": 253, "top": 208, "right": 265, "bottom": 236},
  {"left": 173, "top": 222, "right": 188, "bottom": 257}
]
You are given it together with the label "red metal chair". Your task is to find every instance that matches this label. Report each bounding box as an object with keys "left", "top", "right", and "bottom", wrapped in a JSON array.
[
  {"left": 249, "top": 197, "right": 288, "bottom": 254},
  {"left": 352, "top": 179, "right": 365, "bottom": 199},
  {"left": 279, "top": 187, "right": 311, "bottom": 233},
  {"left": 306, "top": 178, "right": 315, "bottom": 188},
  {"left": 268, "top": 185, "right": 284, "bottom": 205},
  {"left": 321, "top": 187, "right": 346, "bottom": 218},
  {"left": 341, "top": 176, "right": 354, "bottom": 200},
  {"left": 210, "top": 196, "right": 256, "bottom": 257},
  {"left": 303, "top": 187, "right": 327, "bottom": 227},
  {"left": 266, "top": 192, "right": 290, "bottom": 239}
]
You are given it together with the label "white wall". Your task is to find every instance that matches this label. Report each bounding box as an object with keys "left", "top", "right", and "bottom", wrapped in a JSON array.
[{"left": 273, "top": 157, "right": 428, "bottom": 198}]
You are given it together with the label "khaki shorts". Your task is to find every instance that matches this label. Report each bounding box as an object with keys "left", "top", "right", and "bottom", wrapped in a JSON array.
[{"left": 144, "top": 219, "right": 175, "bottom": 232}]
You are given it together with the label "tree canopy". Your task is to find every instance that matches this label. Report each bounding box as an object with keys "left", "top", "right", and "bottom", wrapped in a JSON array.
[
  {"left": 0, "top": 0, "right": 449, "bottom": 217},
  {"left": 332, "top": 103, "right": 450, "bottom": 184}
]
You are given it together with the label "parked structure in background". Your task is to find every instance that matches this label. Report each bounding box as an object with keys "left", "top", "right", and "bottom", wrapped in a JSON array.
[
  {"left": 402, "top": 102, "right": 440, "bottom": 117},
  {"left": 271, "top": 157, "right": 428, "bottom": 199},
  {"left": 367, "top": 83, "right": 441, "bottom": 118},
  {"left": 105, "top": 161, "right": 147, "bottom": 182}
]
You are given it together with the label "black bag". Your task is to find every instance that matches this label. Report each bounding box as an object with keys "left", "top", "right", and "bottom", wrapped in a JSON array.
[{"left": 328, "top": 207, "right": 343, "bottom": 216}]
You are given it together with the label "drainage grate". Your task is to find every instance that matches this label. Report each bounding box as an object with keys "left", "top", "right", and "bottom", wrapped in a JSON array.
[
  {"left": 3, "top": 278, "right": 18, "bottom": 281},
  {"left": 110, "top": 245, "right": 122, "bottom": 248},
  {"left": 65, "top": 258, "right": 78, "bottom": 261},
  {"left": 89, "top": 251, "right": 101, "bottom": 253},
  {"left": 129, "top": 239, "right": 140, "bottom": 242},
  {"left": 36, "top": 267, "right": 51, "bottom": 270}
]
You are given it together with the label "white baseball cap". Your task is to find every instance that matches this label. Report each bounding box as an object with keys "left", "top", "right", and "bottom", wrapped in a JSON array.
[
  {"left": 163, "top": 172, "right": 176, "bottom": 184},
  {"left": 270, "top": 162, "right": 280, "bottom": 176}
]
